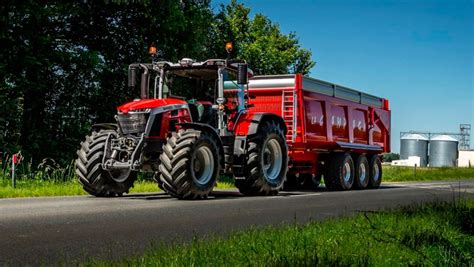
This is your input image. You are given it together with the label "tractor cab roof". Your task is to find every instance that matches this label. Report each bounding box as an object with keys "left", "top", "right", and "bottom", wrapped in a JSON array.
[{"left": 148, "top": 59, "right": 253, "bottom": 80}]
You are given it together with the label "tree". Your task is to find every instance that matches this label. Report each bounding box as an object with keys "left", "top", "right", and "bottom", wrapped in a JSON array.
[
  {"left": 0, "top": 0, "right": 213, "bottom": 165},
  {"left": 208, "top": 0, "right": 315, "bottom": 75},
  {"left": 0, "top": 0, "right": 315, "bottom": 166},
  {"left": 383, "top": 153, "right": 400, "bottom": 162}
]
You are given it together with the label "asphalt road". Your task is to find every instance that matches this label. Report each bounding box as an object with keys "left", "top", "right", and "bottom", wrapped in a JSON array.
[{"left": 1, "top": 180, "right": 473, "bottom": 265}]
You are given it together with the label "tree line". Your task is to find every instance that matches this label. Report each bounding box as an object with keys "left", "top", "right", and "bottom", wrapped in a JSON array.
[{"left": 0, "top": 0, "right": 315, "bottom": 166}]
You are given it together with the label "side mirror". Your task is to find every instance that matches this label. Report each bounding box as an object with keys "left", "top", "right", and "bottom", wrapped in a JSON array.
[
  {"left": 128, "top": 67, "right": 137, "bottom": 88},
  {"left": 237, "top": 63, "right": 248, "bottom": 85}
]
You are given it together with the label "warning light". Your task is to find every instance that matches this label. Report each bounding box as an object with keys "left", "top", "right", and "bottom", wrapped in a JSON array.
[
  {"left": 149, "top": 43, "right": 157, "bottom": 55},
  {"left": 225, "top": 42, "right": 233, "bottom": 53}
]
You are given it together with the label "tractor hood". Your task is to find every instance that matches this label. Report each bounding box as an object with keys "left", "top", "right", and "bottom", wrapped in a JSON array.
[{"left": 117, "top": 98, "right": 188, "bottom": 114}]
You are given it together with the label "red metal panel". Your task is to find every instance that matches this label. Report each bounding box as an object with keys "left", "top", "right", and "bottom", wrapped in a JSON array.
[{"left": 117, "top": 98, "right": 187, "bottom": 113}]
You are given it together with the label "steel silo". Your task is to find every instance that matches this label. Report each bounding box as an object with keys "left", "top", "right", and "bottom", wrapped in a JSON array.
[
  {"left": 400, "top": 133, "right": 429, "bottom": 167},
  {"left": 429, "top": 135, "right": 459, "bottom": 167}
]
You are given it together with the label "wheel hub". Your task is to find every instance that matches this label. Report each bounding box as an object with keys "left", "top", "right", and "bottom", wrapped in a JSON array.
[
  {"left": 359, "top": 163, "right": 366, "bottom": 183},
  {"left": 373, "top": 163, "right": 380, "bottom": 182},
  {"left": 343, "top": 162, "right": 351, "bottom": 182},
  {"left": 192, "top": 145, "right": 214, "bottom": 186},
  {"left": 262, "top": 139, "right": 283, "bottom": 182}
]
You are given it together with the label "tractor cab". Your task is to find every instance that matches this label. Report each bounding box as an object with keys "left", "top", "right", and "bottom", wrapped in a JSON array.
[{"left": 123, "top": 58, "right": 250, "bottom": 135}]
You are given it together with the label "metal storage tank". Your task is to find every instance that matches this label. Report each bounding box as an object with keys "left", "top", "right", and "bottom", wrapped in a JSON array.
[
  {"left": 400, "top": 134, "right": 429, "bottom": 167},
  {"left": 429, "top": 135, "right": 459, "bottom": 167}
]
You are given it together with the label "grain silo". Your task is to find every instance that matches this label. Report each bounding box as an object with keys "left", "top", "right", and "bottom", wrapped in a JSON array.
[
  {"left": 429, "top": 135, "right": 459, "bottom": 167},
  {"left": 400, "top": 133, "right": 429, "bottom": 167}
]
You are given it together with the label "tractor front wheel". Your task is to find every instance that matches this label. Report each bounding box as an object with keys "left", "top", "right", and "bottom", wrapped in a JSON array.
[
  {"left": 75, "top": 130, "right": 137, "bottom": 197},
  {"left": 158, "top": 128, "right": 220, "bottom": 199}
]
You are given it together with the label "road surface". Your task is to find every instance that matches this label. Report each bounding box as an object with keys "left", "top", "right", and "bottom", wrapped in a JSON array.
[{"left": 1, "top": 180, "right": 473, "bottom": 265}]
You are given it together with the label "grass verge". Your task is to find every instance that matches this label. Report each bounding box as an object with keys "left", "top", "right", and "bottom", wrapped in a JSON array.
[
  {"left": 384, "top": 166, "right": 474, "bottom": 182},
  {"left": 89, "top": 199, "right": 473, "bottom": 266},
  {"left": 1, "top": 166, "right": 473, "bottom": 198},
  {"left": 0, "top": 177, "right": 235, "bottom": 198}
]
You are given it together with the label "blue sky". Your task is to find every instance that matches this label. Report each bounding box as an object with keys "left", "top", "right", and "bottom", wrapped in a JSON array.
[{"left": 213, "top": 0, "right": 474, "bottom": 153}]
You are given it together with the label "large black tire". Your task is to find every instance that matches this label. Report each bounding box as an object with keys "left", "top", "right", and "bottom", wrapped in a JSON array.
[
  {"left": 353, "top": 154, "right": 369, "bottom": 190},
  {"left": 75, "top": 130, "right": 137, "bottom": 197},
  {"left": 368, "top": 155, "right": 382, "bottom": 189},
  {"left": 153, "top": 172, "right": 165, "bottom": 191},
  {"left": 324, "top": 153, "right": 354, "bottom": 191},
  {"left": 158, "top": 128, "right": 220, "bottom": 199},
  {"left": 235, "top": 121, "right": 288, "bottom": 196}
]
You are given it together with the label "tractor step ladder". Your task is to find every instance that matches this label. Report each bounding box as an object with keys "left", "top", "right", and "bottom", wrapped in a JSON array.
[{"left": 282, "top": 90, "right": 297, "bottom": 143}]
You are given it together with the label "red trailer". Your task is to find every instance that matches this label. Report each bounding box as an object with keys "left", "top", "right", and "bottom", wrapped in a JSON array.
[{"left": 231, "top": 74, "right": 391, "bottom": 190}]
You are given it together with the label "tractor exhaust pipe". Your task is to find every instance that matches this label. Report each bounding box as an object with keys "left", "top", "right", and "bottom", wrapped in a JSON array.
[
  {"left": 139, "top": 64, "right": 149, "bottom": 99},
  {"left": 128, "top": 67, "right": 138, "bottom": 89}
]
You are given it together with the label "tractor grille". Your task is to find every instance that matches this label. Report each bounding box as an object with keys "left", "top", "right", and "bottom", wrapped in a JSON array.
[{"left": 117, "top": 113, "right": 147, "bottom": 134}]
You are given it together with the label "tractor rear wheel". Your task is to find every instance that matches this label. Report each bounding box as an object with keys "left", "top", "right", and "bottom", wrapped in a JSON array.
[
  {"left": 75, "top": 130, "right": 137, "bottom": 197},
  {"left": 158, "top": 128, "right": 220, "bottom": 199},
  {"left": 324, "top": 153, "right": 354, "bottom": 191},
  {"left": 235, "top": 121, "right": 288, "bottom": 196}
]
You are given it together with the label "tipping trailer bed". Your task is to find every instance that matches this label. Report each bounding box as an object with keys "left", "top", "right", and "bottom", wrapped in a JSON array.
[{"left": 244, "top": 74, "right": 391, "bottom": 175}]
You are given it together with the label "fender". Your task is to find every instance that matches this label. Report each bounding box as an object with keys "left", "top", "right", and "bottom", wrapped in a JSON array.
[
  {"left": 233, "top": 112, "right": 287, "bottom": 136},
  {"left": 179, "top": 122, "right": 225, "bottom": 170},
  {"left": 232, "top": 112, "right": 287, "bottom": 179}
]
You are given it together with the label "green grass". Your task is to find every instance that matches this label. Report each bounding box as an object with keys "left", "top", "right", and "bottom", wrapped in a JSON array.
[
  {"left": 384, "top": 165, "right": 474, "bottom": 182},
  {"left": 87, "top": 199, "right": 473, "bottom": 266},
  {"left": 0, "top": 176, "right": 235, "bottom": 198},
  {"left": 0, "top": 164, "right": 473, "bottom": 198}
]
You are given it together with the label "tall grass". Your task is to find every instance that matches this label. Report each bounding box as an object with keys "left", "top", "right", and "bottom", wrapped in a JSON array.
[
  {"left": 88, "top": 199, "right": 473, "bottom": 266},
  {"left": 0, "top": 154, "right": 234, "bottom": 198},
  {"left": 1, "top": 152, "right": 472, "bottom": 198}
]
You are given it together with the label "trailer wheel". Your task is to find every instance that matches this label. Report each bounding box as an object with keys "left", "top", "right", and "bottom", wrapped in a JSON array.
[
  {"left": 353, "top": 154, "right": 369, "bottom": 189},
  {"left": 158, "top": 128, "right": 220, "bottom": 199},
  {"left": 75, "top": 130, "right": 137, "bottom": 197},
  {"left": 235, "top": 121, "right": 288, "bottom": 196},
  {"left": 324, "top": 153, "right": 354, "bottom": 191},
  {"left": 368, "top": 155, "right": 382, "bottom": 189}
]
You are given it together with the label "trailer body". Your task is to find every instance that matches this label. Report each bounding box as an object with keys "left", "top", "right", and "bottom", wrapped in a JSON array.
[{"left": 236, "top": 74, "right": 391, "bottom": 176}]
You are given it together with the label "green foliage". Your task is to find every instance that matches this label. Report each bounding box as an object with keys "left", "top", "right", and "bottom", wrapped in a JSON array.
[
  {"left": 87, "top": 199, "right": 473, "bottom": 266},
  {"left": 383, "top": 152, "right": 400, "bottom": 162},
  {"left": 209, "top": 0, "right": 315, "bottom": 75},
  {"left": 0, "top": 0, "right": 315, "bottom": 168}
]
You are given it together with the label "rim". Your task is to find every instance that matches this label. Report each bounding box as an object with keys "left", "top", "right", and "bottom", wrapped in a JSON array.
[
  {"left": 263, "top": 139, "right": 283, "bottom": 182},
  {"left": 343, "top": 162, "right": 352, "bottom": 182},
  {"left": 192, "top": 145, "right": 215, "bottom": 186},
  {"left": 373, "top": 163, "right": 380, "bottom": 182},
  {"left": 359, "top": 162, "right": 367, "bottom": 184}
]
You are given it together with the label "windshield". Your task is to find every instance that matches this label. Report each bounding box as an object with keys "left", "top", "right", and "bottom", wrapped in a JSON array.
[{"left": 162, "top": 68, "right": 238, "bottom": 105}]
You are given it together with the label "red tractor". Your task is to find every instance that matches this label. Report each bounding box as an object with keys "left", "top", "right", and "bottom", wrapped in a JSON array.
[{"left": 76, "top": 54, "right": 289, "bottom": 199}]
